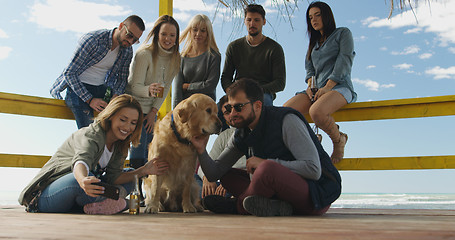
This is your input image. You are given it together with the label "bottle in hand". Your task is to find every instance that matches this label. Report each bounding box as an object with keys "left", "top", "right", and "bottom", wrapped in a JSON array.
[{"left": 129, "top": 174, "right": 140, "bottom": 215}]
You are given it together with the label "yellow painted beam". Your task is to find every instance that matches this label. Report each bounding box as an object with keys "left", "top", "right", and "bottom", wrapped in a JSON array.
[
  {"left": 335, "top": 155, "right": 455, "bottom": 170},
  {"left": 159, "top": 0, "right": 173, "bottom": 16},
  {"left": 304, "top": 95, "right": 455, "bottom": 123},
  {"left": 4, "top": 92, "right": 454, "bottom": 123},
  {"left": 0, "top": 92, "right": 74, "bottom": 120},
  {"left": 0, "top": 153, "right": 131, "bottom": 168},
  {"left": 2, "top": 153, "right": 454, "bottom": 170},
  {"left": 157, "top": 0, "right": 173, "bottom": 119}
]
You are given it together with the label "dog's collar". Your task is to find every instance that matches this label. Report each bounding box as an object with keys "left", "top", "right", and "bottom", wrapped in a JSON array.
[{"left": 171, "top": 114, "right": 191, "bottom": 145}]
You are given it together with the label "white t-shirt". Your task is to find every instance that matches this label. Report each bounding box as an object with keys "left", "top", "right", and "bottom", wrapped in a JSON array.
[
  {"left": 74, "top": 145, "right": 114, "bottom": 174},
  {"left": 79, "top": 46, "right": 119, "bottom": 86}
]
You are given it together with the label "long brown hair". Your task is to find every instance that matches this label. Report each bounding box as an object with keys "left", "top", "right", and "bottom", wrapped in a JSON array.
[
  {"left": 141, "top": 15, "right": 181, "bottom": 79},
  {"left": 95, "top": 94, "right": 143, "bottom": 156},
  {"left": 306, "top": 1, "right": 336, "bottom": 60}
]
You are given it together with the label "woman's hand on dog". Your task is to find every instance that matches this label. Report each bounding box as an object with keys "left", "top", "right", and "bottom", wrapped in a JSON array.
[
  {"left": 141, "top": 158, "right": 169, "bottom": 176},
  {"left": 191, "top": 135, "right": 210, "bottom": 154}
]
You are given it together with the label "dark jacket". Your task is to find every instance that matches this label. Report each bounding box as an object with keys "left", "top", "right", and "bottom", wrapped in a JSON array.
[{"left": 233, "top": 106, "right": 341, "bottom": 209}]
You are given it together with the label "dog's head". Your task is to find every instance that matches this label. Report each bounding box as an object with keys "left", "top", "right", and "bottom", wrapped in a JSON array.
[{"left": 173, "top": 94, "right": 222, "bottom": 138}]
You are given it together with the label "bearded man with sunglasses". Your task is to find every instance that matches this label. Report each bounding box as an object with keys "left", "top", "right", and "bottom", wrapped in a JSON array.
[
  {"left": 50, "top": 15, "right": 145, "bottom": 129},
  {"left": 191, "top": 78, "right": 341, "bottom": 217}
]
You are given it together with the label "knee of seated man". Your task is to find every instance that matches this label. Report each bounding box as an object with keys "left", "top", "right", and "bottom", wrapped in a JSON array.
[{"left": 254, "top": 160, "right": 280, "bottom": 176}]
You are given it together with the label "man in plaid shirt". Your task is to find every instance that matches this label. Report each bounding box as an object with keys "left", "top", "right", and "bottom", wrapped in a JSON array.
[{"left": 50, "top": 15, "right": 145, "bottom": 129}]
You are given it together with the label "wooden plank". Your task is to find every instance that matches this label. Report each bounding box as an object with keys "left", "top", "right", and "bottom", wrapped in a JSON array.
[
  {"left": 303, "top": 94, "right": 455, "bottom": 123},
  {"left": 0, "top": 92, "right": 74, "bottom": 120},
  {"left": 1, "top": 206, "right": 455, "bottom": 239},
  {"left": 335, "top": 155, "right": 455, "bottom": 170},
  {"left": 2, "top": 153, "right": 454, "bottom": 170}
]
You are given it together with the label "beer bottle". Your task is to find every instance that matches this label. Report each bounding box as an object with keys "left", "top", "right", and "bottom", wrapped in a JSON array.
[
  {"left": 103, "top": 87, "right": 112, "bottom": 103},
  {"left": 129, "top": 174, "right": 140, "bottom": 215}
]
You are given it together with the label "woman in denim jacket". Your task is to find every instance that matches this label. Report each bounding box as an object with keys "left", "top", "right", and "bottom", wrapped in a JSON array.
[{"left": 284, "top": 1, "right": 356, "bottom": 163}]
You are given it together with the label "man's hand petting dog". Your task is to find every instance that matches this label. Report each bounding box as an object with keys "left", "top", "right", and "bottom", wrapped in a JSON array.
[{"left": 191, "top": 134, "right": 210, "bottom": 154}]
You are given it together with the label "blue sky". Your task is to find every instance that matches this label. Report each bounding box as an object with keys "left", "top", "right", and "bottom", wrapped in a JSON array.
[{"left": 1, "top": 0, "right": 454, "bottom": 196}]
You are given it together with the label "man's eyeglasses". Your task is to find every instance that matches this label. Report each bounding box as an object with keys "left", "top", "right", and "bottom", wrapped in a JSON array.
[
  {"left": 124, "top": 24, "right": 140, "bottom": 44},
  {"left": 224, "top": 102, "right": 252, "bottom": 114}
]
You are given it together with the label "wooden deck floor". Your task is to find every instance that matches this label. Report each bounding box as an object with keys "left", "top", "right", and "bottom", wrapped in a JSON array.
[{"left": 1, "top": 205, "right": 455, "bottom": 239}]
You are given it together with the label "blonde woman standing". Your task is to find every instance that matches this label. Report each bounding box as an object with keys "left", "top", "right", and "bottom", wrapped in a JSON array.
[
  {"left": 173, "top": 14, "right": 221, "bottom": 107},
  {"left": 126, "top": 15, "right": 181, "bottom": 172}
]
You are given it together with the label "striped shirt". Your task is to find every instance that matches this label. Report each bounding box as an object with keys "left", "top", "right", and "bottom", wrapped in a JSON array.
[{"left": 50, "top": 28, "right": 133, "bottom": 102}]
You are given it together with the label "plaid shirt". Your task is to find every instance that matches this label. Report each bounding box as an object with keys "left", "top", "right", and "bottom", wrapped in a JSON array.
[{"left": 50, "top": 28, "right": 133, "bottom": 102}]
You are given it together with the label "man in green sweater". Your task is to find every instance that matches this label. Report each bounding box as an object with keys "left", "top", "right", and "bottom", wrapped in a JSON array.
[{"left": 220, "top": 4, "right": 286, "bottom": 106}]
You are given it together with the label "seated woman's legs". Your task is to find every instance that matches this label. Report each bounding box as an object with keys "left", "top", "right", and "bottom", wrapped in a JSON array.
[
  {"left": 283, "top": 93, "right": 312, "bottom": 116},
  {"left": 38, "top": 173, "right": 98, "bottom": 213},
  {"left": 309, "top": 91, "right": 348, "bottom": 163}
]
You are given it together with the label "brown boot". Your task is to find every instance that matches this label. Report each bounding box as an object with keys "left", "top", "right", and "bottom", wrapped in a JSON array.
[
  {"left": 318, "top": 119, "right": 347, "bottom": 163},
  {"left": 331, "top": 132, "right": 348, "bottom": 163}
]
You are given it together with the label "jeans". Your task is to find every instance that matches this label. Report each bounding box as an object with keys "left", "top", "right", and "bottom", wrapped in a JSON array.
[
  {"left": 65, "top": 83, "right": 108, "bottom": 129},
  {"left": 220, "top": 160, "right": 329, "bottom": 215},
  {"left": 129, "top": 114, "right": 155, "bottom": 166},
  {"left": 263, "top": 93, "right": 273, "bottom": 106},
  {"left": 37, "top": 172, "right": 133, "bottom": 213}
]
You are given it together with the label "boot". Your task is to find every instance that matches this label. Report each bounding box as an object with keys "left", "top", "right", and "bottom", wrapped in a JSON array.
[{"left": 319, "top": 120, "right": 347, "bottom": 163}]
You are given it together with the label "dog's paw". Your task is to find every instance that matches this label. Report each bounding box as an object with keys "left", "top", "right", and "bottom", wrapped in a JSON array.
[
  {"left": 144, "top": 205, "right": 159, "bottom": 214},
  {"left": 194, "top": 202, "right": 204, "bottom": 212},
  {"left": 182, "top": 204, "right": 197, "bottom": 213}
]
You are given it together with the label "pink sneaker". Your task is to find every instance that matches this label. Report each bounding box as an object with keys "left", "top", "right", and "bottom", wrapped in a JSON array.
[{"left": 83, "top": 198, "right": 126, "bottom": 215}]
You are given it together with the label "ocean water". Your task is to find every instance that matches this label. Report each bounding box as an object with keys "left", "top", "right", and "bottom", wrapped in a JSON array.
[
  {"left": 2, "top": 191, "right": 455, "bottom": 209},
  {"left": 332, "top": 193, "right": 455, "bottom": 210}
]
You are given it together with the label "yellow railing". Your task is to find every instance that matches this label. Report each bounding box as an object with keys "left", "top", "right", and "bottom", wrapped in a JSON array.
[{"left": 1, "top": 91, "right": 455, "bottom": 170}]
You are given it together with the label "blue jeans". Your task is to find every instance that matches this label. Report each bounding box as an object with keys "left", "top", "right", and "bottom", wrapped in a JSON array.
[
  {"left": 263, "top": 93, "right": 273, "bottom": 106},
  {"left": 129, "top": 114, "right": 154, "bottom": 166},
  {"left": 37, "top": 172, "right": 133, "bottom": 213},
  {"left": 65, "top": 84, "right": 108, "bottom": 129}
]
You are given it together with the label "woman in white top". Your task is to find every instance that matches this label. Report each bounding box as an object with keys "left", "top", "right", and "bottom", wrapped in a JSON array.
[
  {"left": 173, "top": 14, "right": 221, "bottom": 107},
  {"left": 126, "top": 15, "right": 181, "bottom": 170}
]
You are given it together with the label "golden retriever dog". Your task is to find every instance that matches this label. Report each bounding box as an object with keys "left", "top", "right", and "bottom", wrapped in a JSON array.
[{"left": 143, "top": 94, "right": 222, "bottom": 213}]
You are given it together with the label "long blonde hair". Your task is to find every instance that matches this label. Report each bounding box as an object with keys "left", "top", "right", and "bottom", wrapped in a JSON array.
[
  {"left": 141, "top": 15, "right": 181, "bottom": 78},
  {"left": 95, "top": 94, "right": 143, "bottom": 156},
  {"left": 180, "top": 14, "right": 219, "bottom": 57}
]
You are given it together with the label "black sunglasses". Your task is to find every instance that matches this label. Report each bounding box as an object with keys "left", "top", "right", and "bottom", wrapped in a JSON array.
[{"left": 224, "top": 102, "right": 252, "bottom": 114}]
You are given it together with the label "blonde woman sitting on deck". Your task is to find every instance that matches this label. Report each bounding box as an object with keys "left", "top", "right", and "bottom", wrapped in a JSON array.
[{"left": 19, "top": 94, "right": 168, "bottom": 214}]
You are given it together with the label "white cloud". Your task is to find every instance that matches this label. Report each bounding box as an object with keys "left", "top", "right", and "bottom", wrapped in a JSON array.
[
  {"left": 404, "top": 28, "right": 421, "bottom": 34},
  {"left": 363, "top": 1, "right": 455, "bottom": 45},
  {"left": 355, "top": 35, "right": 367, "bottom": 41},
  {"left": 391, "top": 45, "right": 420, "bottom": 55},
  {"left": 449, "top": 47, "right": 455, "bottom": 54},
  {"left": 0, "top": 46, "right": 13, "bottom": 60},
  {"left": 0, "top": 29, "right": 8, "bottom": 38},
  {"left": 419, "top": 53, "right": 432, "bottom": 59},
  {"left": 380, "top": 47, "right": 388, "bottom": 51},
  {"left": 425, "top": 66, "right": 455, "bottom": 79},
  {"left": 366, "top": 65, "right": 376, "bottom": 69},
  {"left": 28, "top": 0, "right": 131, "bottom": 33},
  {"left": 352, "top": 78, "right": 396, "bottom": 92},
  {"left": 393, "top": 63, "right": 413, "bottom": 70}
]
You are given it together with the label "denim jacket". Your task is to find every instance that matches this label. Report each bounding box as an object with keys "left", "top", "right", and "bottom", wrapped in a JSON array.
[{"left": 305, "top": 27, "right": 357, "bottom": 103}]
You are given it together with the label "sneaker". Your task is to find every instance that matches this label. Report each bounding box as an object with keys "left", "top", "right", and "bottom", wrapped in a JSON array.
[
  {"left": 83, "top": 198, "right": 127, "bottom": 215},
  {"left": 242, "top": 195, "right": 293, "bottom": 217},
  {"left": 202, "top": 195, "right": 237, "bottom": 214}
]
